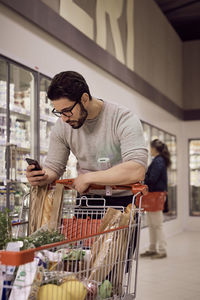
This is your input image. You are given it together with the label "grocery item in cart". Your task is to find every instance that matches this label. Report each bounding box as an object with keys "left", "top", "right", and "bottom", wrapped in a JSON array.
[
  {"left": 89, "top": 206, "right": 134, "bottom": 292},
  {"left": 28, "top": 183, "right": 64, "bottom": 234},
  {"left": 9, "top": 258, "right": 44, "bottom": 300},
  {"left": 99, "top": 280, "right": 112, "bottom": 299},
  {"left": 0, "top": 183, "right": 146, "bottom": 300},
  {"left": 38, "top": 278, "right": 87, "bottom": 300}
]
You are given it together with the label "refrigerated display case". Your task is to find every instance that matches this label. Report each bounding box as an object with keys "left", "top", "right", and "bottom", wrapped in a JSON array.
[
  {"left": 9, "top": 63, "right": 34, "bottom": 183},
  {"left": 165, "top": 133, "right": 177, "bottom": 216},
  {"left": 39, "top": 76, "right": 56, "bottom": 166},
  {"left": 189, "top": 139, "right": 200, "bottom": 216},
  {"left": 0, "top": 58, "right": 7, "bottom": 184},
  {"left": 0, "top": 56, "right": 36, "bottom": 214},
  {"left": 141, "top": 121, "right": 177, "bottom": 224}
]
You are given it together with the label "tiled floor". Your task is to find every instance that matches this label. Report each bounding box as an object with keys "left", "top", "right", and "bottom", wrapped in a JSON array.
[{"left": 135, "top": 231, "right": 200, "bottom": 300}]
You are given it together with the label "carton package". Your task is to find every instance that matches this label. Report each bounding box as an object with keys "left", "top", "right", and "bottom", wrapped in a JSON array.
[{"left": 9, "top": 258, "right": 43, "bottom": 300}]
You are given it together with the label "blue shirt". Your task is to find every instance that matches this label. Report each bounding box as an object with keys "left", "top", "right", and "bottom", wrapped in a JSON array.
[{"left": 144, "top": 155, "right": 167, "bottom": 192}]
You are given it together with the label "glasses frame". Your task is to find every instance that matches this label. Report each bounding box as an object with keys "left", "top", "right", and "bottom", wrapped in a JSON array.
[{"left": 52, "top": 101, "right": 79, "bottom": 117}]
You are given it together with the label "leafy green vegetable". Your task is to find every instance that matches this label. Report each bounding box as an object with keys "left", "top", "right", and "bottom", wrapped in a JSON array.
[
  {"left": 62, "top": 249, "right": 85, "bottom": 261},
  {"left": 18, "top": 230, "right": 65, "bottom": 250},
  {"left": 0, "top": 208, "right": 65, "bottom": 250},
  {"left": 0, "top": 209, "right": 12, "bottom": 250},
  {"left": 99, "top": 280, "right": 112, "bottom": 299}
]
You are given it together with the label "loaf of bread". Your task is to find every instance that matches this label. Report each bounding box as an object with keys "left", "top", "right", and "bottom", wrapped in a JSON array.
[
  {"left": 41, "top": 189, "right": 54, "bottom": 227},
  {"left": 125, "top": 203, "right": 135, "bottom": 215}
]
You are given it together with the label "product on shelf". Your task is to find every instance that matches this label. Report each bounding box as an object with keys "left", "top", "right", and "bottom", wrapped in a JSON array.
[
  {"left": 10, "top": 116, "right": 30, "bottom": 149},
  {"left": 0, "top": 187, "right": 15, "bottom": 211},
  {"left": 0, "top": 80, "right": 7, "bottom": 108},
  {"left": 10, "top": 88, "right": 31, "bottom": 114},
  {"left": 0, "top": 146, "right": 6, "bottom": 181}
]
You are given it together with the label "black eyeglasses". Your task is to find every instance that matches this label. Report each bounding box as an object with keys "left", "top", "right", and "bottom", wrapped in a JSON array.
[{"left": 52, "top": 102, "right": 79, "bottom": 117}]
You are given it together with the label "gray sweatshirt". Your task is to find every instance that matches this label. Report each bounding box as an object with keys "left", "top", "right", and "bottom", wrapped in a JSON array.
[{"left": 44, "top": 100, "right": 148, "bottom": 183}]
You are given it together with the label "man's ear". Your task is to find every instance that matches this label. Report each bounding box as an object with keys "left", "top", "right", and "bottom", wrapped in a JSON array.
[{"left": 81, "top": 93, "right": 89, "bottom": 105}]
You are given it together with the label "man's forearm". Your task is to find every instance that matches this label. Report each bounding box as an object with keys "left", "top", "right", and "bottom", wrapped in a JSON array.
[
  {"left": 41, "top": 167, "right": 60, "bottom": 185},
  {"left": 85, "top": 161, "right": 145, "bottom": 186}
]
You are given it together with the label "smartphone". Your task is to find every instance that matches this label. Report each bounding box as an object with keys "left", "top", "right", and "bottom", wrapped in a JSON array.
[{"left": 26, "top": 158, "right": 42, "bottom": 171}]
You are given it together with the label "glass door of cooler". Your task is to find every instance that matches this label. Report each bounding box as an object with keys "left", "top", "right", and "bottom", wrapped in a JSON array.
[
  {"left": 9, "top": 63, "right": 34, "bottom": 183},
  {"left": 0, "top": 58, "right": 8, "bottom": 211},
  {"left": 0, "top": 58, "right": 34, "bottom": 217},
  {"left": 0, "top": 58, "right": 7, "bottom": 185},
  {"left": 165, "top": 133, "right": 177, "bottom": 216},
  {"left": 39, "top": 76, "right": 57, "bottom": 166},
  {"left": 189, "top": 139, "right": 200, "bottom": 216},
  {"left": 8, "top": 63, "right": 35, "bottom": 219},
  {"left": 141, "top": 121, "right": 177, "bottom": 225}
]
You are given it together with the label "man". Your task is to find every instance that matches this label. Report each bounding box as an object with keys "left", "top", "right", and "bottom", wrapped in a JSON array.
[{"left": 26, "top": 71, "right": 147, "bottom": 205}]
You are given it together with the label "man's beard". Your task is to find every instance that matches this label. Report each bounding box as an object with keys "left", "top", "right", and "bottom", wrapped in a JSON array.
[{"left": 66, "top": 102, "right": 88, "bottom": 129}]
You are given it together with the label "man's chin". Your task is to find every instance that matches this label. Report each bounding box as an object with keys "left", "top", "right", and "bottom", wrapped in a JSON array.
[
  {"left": 68, "top": 121, "right": 84, "bottom": 129},
  {"left": 72, "top": 123, "right": 84, "bottom": 129}
]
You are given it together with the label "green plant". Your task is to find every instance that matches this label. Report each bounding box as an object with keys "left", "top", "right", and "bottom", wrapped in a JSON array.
[
  {"left": 18, "top": 230, "right": 65, "bottom": 250},
  {"left": 0, "top": 208, "right": 12, "bottom": 249}
]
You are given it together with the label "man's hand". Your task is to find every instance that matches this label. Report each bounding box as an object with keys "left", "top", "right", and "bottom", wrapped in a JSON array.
[
  {"left": 73, "top": 173, "right": 90, "bottom": 194},
  {"left": 26, "top": 165, "right": 48, "bottom": 186}
]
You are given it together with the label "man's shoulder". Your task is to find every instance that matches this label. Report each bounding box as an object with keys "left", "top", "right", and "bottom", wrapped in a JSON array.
[
  {"left": 104, "top": 100, "right": 132, "bottom": 111},
  {"left": 104, "top": 100, "right": 136, "bottom": 118}
]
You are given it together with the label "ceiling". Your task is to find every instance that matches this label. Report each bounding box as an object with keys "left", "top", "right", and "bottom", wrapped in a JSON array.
[{"left": 154, "top": 0, "right": 200, "bottom": 41}]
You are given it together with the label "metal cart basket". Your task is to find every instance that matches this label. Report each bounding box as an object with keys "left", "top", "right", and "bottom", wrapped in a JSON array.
[{"left": 0, "top": 182, "right": 147, "bottom": 300}]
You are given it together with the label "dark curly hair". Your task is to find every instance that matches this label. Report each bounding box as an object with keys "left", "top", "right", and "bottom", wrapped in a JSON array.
[
  {"left": 47, "top": 71, "right": 92, "bottom": 102},
  {"left": 151, "top": 139, "right": 171, "bottom": 167}
]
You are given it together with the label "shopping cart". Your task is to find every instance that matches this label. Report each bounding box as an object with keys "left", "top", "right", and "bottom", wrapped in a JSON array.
[{"left": 0, "top": 182, "right": 148, "bottom": 300}]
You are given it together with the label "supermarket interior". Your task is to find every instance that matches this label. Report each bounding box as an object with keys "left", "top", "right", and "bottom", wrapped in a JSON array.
[{"left": 0, "top": 0, "right": 200, "bottom": 299}]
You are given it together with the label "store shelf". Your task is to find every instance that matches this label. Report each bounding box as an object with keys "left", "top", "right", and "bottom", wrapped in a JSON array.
[
  {"left": 16, "top": 178, "right": 28, "bottom": 183},
  {"left": 40, "top": 150, "right": 48, "bottom": 154},
  {"left": 0, "top": 179, "right": 6, "bottom": 183},
  {"left": 16, "top": 147, "right": 30, "bottom": 153},
  {"left": 0, "top": 105, "right": 6, "bottom": 111},
  {"left": 40, "top": 114, "right": 56, "bottom": 124},
  {"left": 0, "top": 106, "right": 30, "bottom": 119}
]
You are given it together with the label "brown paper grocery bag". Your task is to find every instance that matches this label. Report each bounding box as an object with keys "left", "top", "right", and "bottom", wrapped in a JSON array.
[
  {"left": 28, "top": 184, "right": 48, "bottom": 235},
  {"left": 28, "top": 183, "right": 64, "bottom": 234}
]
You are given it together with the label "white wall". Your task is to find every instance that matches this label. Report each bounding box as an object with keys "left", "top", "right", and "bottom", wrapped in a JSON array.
[
  {"left": 1, "top": 4, "right": 196, "bottom": 242},
  {"left": 134, "top": 0, "right": 183, "bottom": 108}
]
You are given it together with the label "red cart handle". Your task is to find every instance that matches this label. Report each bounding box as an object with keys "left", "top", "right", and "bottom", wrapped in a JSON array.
[{"left": 56, "top": 179, "right": 148, "bottom": 195}]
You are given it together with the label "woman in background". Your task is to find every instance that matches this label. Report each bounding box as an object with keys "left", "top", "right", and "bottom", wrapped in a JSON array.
[{"left": 141, "top": 139, "right": 171, "bottom": 259}]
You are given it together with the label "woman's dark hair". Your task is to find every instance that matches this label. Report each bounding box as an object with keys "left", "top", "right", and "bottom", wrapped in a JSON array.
[
  {"left": 151, "top": 139, "right": 171, "bottom": 167},
  {"left": 47, "top": 71, "right": 92, "bottom": 102}
]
